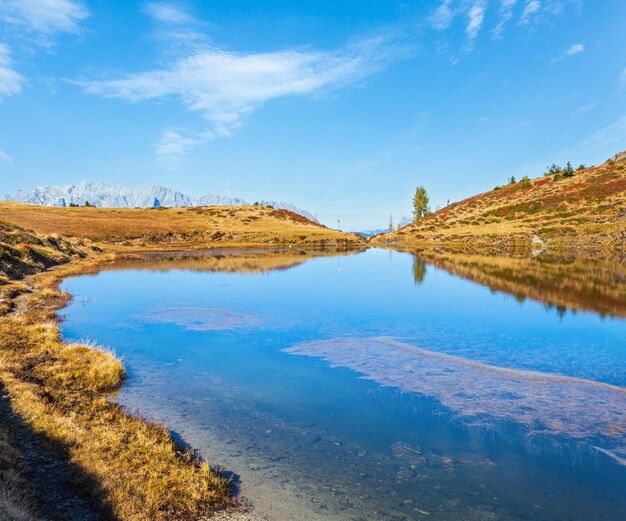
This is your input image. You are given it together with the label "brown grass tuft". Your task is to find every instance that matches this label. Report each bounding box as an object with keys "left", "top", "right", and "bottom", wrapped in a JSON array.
[{"left": 0, "top": 311, "right": 231, "bottom": 521}]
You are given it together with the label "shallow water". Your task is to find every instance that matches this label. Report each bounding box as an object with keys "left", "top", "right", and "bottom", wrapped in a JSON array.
[{"left": 59, "top": 249, "right": 626, "bottom": 520}]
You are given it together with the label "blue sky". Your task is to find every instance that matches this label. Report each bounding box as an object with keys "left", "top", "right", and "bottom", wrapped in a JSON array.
[{"left": 0, "top": 0, "right": 625, "bottom": 229}]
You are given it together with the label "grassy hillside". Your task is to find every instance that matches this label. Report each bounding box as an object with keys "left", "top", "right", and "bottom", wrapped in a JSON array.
[
  {"left": 0, "top": 220, "right": 88, "bottom": 282},
  {"left": 0, "top": 202, "right": 362, "bottom": 248},
  {"left": 373, "top": 152, "right": 626, "bottom": 250}
]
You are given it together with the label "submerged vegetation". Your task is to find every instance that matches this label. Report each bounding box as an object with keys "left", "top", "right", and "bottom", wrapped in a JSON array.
[{"left": 286, "top": 337, "right": 626, "bottom": 463}]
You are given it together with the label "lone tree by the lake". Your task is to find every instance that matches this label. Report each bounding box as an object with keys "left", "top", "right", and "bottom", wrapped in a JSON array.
[{"left": 413, "top": 186, "right": 430, "bottom": 220}]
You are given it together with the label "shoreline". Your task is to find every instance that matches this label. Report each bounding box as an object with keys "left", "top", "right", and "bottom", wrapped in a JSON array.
[
  {"left": 0, "top": 239, "right": 366, "bottom": 521},
  {"left": 1, "top": 218, "right": 624, "bottom": 519},
  {"left": 0, "top": 246, "right": 257, "bottom": 520}
]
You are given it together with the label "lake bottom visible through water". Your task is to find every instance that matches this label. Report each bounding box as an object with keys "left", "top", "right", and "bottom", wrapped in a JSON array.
[{"left": 58, "top": 249, "right": 626, "bottom": 520}]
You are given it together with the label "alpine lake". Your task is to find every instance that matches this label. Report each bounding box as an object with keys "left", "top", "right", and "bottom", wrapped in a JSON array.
[{"left": 58, "top": 247, "right": 626, "bottom": 521}]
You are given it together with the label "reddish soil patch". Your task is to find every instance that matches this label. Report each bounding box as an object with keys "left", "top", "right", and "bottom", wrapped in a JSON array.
[{"left": 270, "top": 209, "right": 320, "bottom": 226}]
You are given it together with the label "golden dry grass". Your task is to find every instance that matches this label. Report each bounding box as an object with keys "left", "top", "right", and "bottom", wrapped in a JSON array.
[
  {"left": 0, "top": 211, "right": 362, "bottom": 520},
  {"left": 2, "top": 216, "right": 329, "bottom": 520},
  {"left": 374, "top": 156, "right": 626, "bottom": 250},
  {"left": 0, "top": 202, "right": 363, "bottom": 248},
  {"left": 0, "top": 262, "right": 232, "bottom": 520}
]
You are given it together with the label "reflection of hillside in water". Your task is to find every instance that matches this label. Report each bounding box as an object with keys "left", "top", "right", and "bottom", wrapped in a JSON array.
[
  {"left": 105, "top": 247, "right": 363, "bottom": 274},
  {"left": 411, "top": 250, "right": 626, "bottom": 319},
  {"left": 286, "top": 337, "right": 626, "bottom": 466}
]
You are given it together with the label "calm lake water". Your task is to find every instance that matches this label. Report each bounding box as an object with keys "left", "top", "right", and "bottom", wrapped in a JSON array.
[{"left": 59, "top": 248, "right": 626, "bottom": 521}]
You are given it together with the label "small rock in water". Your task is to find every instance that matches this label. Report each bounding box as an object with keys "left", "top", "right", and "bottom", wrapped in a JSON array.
[
  {"left": 427, "top": 453, "right": 455, "bottom": 470},
  {"left": 298, "top": 432, "right": 322, "bottom": 445},
  {"left": 442, "top": 456, "right": 455, "bottom": 470},
  {"left": 396, "top": 466, "right": 416, "bottom": 480},
  {"left": 391, "top": 442, "right": 426, "bottom": 465}
]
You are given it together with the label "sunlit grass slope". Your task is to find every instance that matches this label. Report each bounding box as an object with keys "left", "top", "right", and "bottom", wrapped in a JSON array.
[
  {"left": 0, "top": 203, "right": 363, "bottom": 248},
  {"left": 374, "top": 151, "right": 626, "bottom": 250},
  {"left": 0, "top": 222, "right": 236, "bottom": 519}
]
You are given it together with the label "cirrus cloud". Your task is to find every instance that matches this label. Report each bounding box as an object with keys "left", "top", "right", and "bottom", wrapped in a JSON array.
[
  {"left": 431, "top": 0, "right": 455, "bottom": 30},
  {"left": 466, "top": 1, "right": 486, "bottom": 43},
  {"left": 0, "top": 147, "right": 14, "bottom": 164},
  {"left": 520, "top": 0, "right": 542, "bottom": 25},
  {"left": 0, "top": 0, "right": 89, "bottom": 34},
  {"left": 0, "top": 43, "right": 24, "bottom": 101},
  {"left": 76, "top": 36, "right": 403, "bottom": 162},
  {"left": 563, "top": 42, "right": 584, "bottom": 57},
  {"left": 145, "top": 2, "right": 195, "bottom": 25},
  {"left": 492, "top": 0, "right": 518, "bottom": 39}
]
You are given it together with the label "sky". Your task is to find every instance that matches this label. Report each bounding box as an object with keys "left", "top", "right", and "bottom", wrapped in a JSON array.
[{"left": 0, "top": 0, "right": 625, "bottom": 230}]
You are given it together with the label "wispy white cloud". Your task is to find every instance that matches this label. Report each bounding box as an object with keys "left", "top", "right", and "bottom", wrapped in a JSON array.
[
  {"left": 433, "top": 0, "right": 574, "bottom": 50},
  {"left": 431, "top": 0, "right": 455, "bottom": 30},
  {"left": 563, "top": 42, "right": 584, "bottom": 57},
  {"left": 155, "top": 128, "right": 215, "bottom": 166},
  {"left": 0, "top": 147, "right": 14, "bottom": 164},
  {"left": 466, "top": 1, "right": 486, "bottom": 42},
  {"left": 0, "top": 1, "right": 88, "bottom": 101},
  {"left": 574, "top": 115, "right": 626, "bottom": 155},
  {"left": 0, "top": 43, "right": 24, "bottom": 101},
  {"left": 145, "top": 2, "right": 194, "bottom": 25},
  {"left": 520, "top": 0, "right": 541, "bottom": 25},
  {"left": 492, "top": 0, "right": 518, "bottom": 39},
  {"left": 572, "top": 100, "right": 599, "bottom": 115},
  {"left": 552, "top": 42, "right": 584, "bottom": 62},
  {"left": 77, "top": 36, "right": 402, "bottom": 161},
  {"left": 0, "top": 0, "right": 89, "bottom": 34},
  {"left": 619, "top": 68, "right": 626, "bottom": 91},
  {"left": 431, "top": 0, "right": 486, "bottom": 49}
]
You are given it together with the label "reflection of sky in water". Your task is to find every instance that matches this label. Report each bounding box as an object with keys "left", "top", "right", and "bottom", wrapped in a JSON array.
[{"left": 59, "top": 249, "right": 626, "bottom": 521}]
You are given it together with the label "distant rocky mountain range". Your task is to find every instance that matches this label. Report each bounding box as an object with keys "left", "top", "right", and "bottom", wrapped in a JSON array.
[
  {"left": 355, "top": 229, "right": 386, "bottom": 238},
  {"left": 355, "top": 217, "right": 413, "bottom": 237},
  {"left": 5, "top": 182, "right": 318, "bottom": 222}
]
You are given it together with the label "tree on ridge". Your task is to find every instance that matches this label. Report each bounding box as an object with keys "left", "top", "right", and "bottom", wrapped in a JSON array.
[{"left": 413, "top": 186, "right": 430, "bottom": 220}]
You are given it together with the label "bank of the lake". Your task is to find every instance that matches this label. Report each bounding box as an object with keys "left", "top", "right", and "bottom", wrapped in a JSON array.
[{"left": 0, "top": 211, "right": 362, "bottom": 520}]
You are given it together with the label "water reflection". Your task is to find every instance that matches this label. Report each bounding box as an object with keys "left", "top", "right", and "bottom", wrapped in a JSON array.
[
  {"left": 104, "top": 247, "right": 365, "bottom": 274},
  {"left": 412, "top": 256, "right": 427, "bottom": 285},
  {"left": 58, "top": 247, "right": 626, "bottom": 521},
  {"left": 409, "top": 250, "right": 626, "bottom": 319}
]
